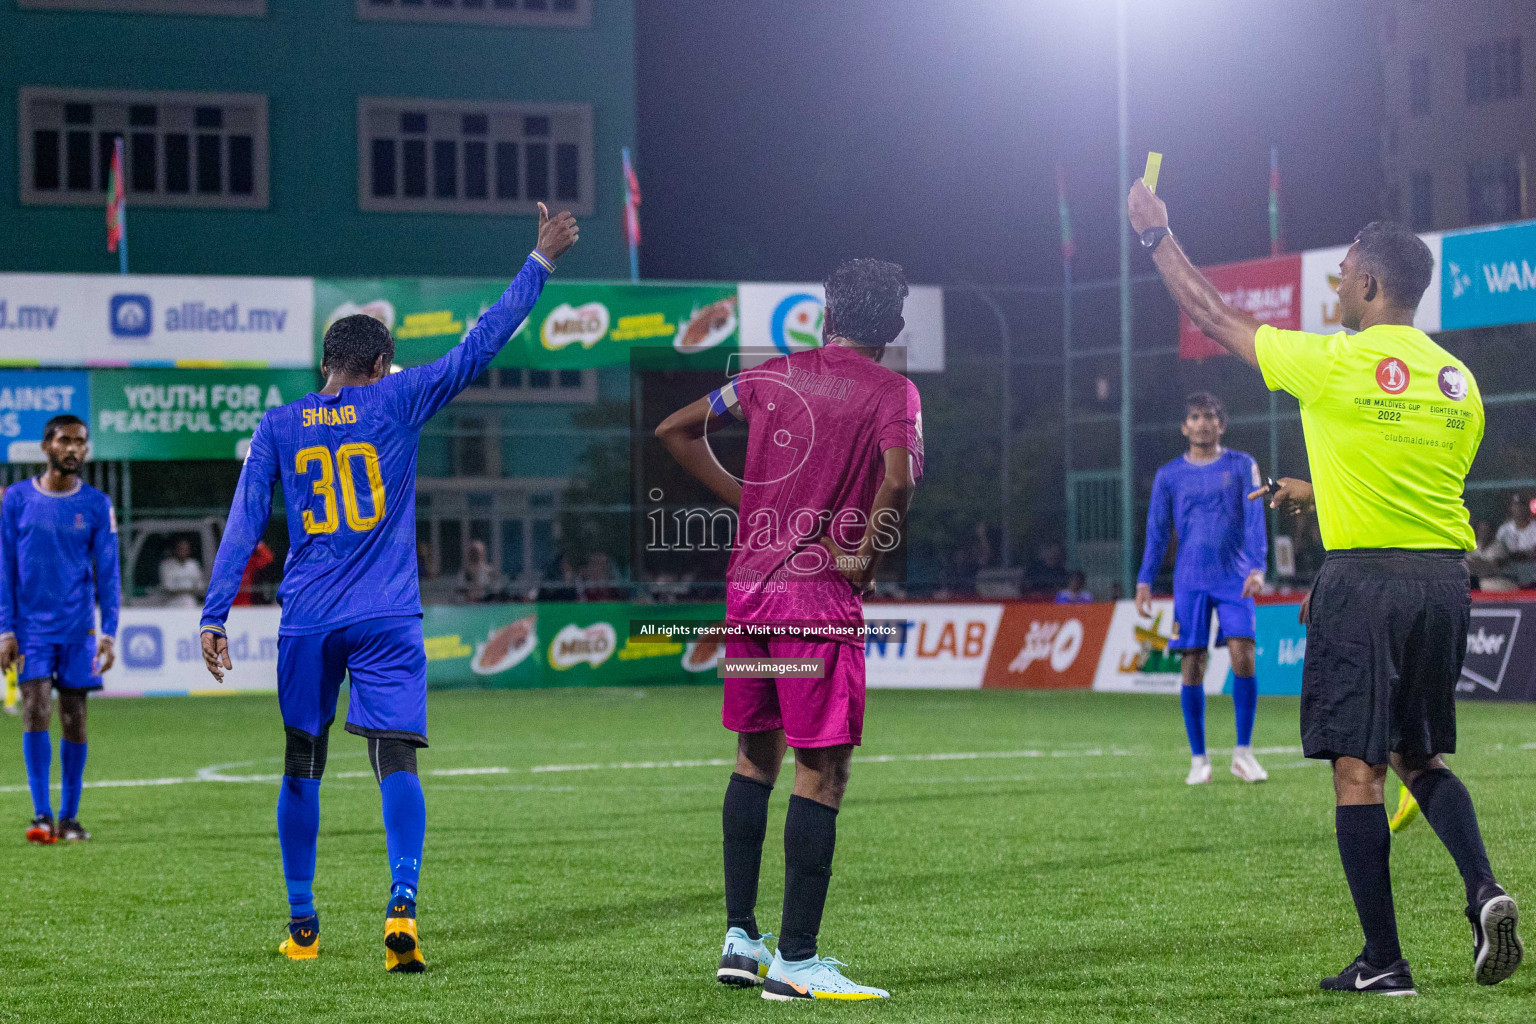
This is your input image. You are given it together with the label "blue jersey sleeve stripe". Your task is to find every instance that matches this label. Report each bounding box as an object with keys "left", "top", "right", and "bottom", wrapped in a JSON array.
[{"left": 529, "top": 249, "right": 556, "bottom": 273}]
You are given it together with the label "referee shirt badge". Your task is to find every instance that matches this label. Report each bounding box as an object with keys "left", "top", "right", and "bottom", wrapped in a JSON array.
[
  {"left": 1437, "top": 366, "right": 1468, "bottom": 401},
  {"left": 1375, "top": 357, "right": 1410, "bottom": 395}
]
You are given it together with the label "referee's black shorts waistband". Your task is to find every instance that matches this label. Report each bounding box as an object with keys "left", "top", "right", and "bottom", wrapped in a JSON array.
[{"left": 1322, "top": 547, "right": 1467, "bottom": 581}]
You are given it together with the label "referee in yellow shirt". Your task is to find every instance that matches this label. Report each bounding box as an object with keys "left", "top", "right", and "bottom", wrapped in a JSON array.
[{"left": 1128, "top": 181, "right": 1521, "bottom": 995}]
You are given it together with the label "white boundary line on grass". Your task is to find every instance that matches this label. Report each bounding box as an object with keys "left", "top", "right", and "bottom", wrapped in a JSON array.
[{"left": 0, "top": 745, "right": 1309, "bottom": 795}]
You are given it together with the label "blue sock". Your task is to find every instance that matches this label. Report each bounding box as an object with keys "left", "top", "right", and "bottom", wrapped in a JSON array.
[
  {"left": 22, "top": 730, "right": 52, "bottom": 818},
  {"left": 1232, "top": 674, "right": 1258, "bottom": 748},
  {"left": 277, "top": 776, "right": 321, "bottom": 919},
  {"left": 380, "top": 772, "right": 425, "bottom": 901},
  {"left": 1180, "top": 684, "right": 1206, "bottom": 757},
  {"left": 59, "top": 739, "right": 87, "bottom": 820}
]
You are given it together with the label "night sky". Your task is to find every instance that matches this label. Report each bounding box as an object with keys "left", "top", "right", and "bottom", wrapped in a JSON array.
[{"left": 636, "top": 0, "right": 1384, "bottom": 288}]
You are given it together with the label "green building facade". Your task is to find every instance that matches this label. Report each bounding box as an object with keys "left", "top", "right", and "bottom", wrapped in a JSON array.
[{"left": 1, "top": 0, "right": 639, "bottom": 597}]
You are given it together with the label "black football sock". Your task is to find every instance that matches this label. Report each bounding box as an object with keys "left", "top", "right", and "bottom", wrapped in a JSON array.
[
  {"left": 1408, "top": 767, "right": 1497, "bottom": 907},
  {"left": 1336, "top": 804, "right": 1403, "bottom": 967},
  {"left": 722, "top": 773, "right": 772, "bottom": 939},
  {"left": 778, "top": 795, "right": 838, "bottom": 963}
]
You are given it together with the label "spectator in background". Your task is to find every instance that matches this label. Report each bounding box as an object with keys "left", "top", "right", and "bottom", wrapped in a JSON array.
[
  {"left": 1055, "top": 570, "right": 1093, "bottom": 604},
  {"left": 1468, "top": 521, "right": 1516, "bottom": 592},
  {"left": 159, "top": 536, "right": 206, "bottom": 607},
  {"left": 458, "top": 539, "right": 502, "bottom": 603},
  {"left": 232, "top": 541, "right": 275, "bottom": 606},
  {"left": 1025, "top": 541, "right": 1069, "bottom": 595},
  {"left": 417, "top": 540, "right": 440, "bottom": 584},
  {"left": 1494, "top": 493, "right": 1536, "bottom": 587}
]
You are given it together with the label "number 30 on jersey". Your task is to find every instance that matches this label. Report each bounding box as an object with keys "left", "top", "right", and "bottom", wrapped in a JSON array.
[{"left": 295, "top": 443, "right": 386, "bottom": 534}]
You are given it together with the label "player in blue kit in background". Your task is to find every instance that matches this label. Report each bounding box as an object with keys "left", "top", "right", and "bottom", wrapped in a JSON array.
[
  {"left": 199, "top": 205, "right": 578, "bottom": 971},
  {"left": 0, "top": 415, "right": 121, "bottom": 844},
  {"left": 1135, "top": 392, "right": 1268, "bottom": 786}
]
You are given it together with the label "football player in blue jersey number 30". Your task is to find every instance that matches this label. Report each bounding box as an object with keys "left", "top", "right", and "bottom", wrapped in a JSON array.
[{"left": 199, "top": 205, "right": 578, "bottom": 971}]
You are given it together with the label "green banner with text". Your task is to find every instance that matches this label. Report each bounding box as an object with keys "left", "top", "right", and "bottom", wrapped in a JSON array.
[
  {"left": 422, "top": 601, "right": 727, "bottom": 690},
  {"left": 88, "top": 368, "right": 319, "bottom": 460},
  {"left": 314, "top": 279, "right": 740, "bottom": 370}
]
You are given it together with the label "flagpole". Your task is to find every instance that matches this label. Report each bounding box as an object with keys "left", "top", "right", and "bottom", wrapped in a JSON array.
[
  {"left": 1266, "top": 144, "right": 1281, "bottom": 563},
  {"left": 1269, "top": 145, "right": 1281, "bottom": 257},
  {"left": 621, "top": 147, "right": 639, "bottom": 283},
  {"left": 1057, "top": 161, "right": 1074, "bottom": 571},
  {"left": 110, "top": 137, "right": 128, "bottom": 274}
]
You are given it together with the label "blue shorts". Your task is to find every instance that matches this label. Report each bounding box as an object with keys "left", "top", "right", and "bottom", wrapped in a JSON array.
[
  {"left": 277, "top": 616, "right": 428, "bottom": 746},
  {"left": 1170, "top": 583, "right": 1256, "bottom": 651},
  {"left": 18, "top": 638, "right": 102, "bottom": 691}
]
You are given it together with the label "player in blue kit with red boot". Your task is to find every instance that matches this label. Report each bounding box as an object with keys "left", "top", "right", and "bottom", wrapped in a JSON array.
[
  {"left": 199, "top": 206, "right": 578, "bottom": 970},
  {"left": 0, "top": 415, "right": 121, "bottom": 844},
  {"left": 1136, "top": 392, "right": 1268, "bottom": 785}
]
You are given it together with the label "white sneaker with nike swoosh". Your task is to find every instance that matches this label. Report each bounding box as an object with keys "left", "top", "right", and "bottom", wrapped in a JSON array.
[
  {"left": 1319, "top": 953, "right": 1417, "bottom": 995},
  {"left": 761, "top": 950, "right": 889, "bottom": 1001}
]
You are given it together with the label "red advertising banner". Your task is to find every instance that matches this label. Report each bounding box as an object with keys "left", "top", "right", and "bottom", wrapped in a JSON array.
[
  {"left": 982, "top": 602, "right": 1113, "bottom": 690},
  {"left": 1179, "top": 254, "right": 1302, "bottom": 359}
]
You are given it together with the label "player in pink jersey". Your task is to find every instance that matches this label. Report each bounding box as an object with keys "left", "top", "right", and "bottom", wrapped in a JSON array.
[{"left": 657, "top": 259, "right": 922, "bottom": 1001}]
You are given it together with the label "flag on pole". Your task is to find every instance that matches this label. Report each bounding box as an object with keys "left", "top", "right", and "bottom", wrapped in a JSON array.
[
  {"left": 1056, "top": 161, "right": 1074, "bottom": 264},
  {"left": 1268, "top": 145, "right": 1282, "bottom": 256},
  {"left": 621, "top": 147, "right": 640, "bottom": 283},
  {"left": 107, "top": 137, "right": 126, "bottom": 255}
]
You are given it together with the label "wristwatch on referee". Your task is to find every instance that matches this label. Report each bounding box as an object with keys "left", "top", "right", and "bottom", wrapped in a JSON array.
[{"left": 1139, "top": 226, "right": 1171, "bottom": 252}]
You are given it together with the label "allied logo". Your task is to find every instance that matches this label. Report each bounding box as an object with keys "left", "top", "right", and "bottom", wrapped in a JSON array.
[
  {"left": 769, "top": 293, "right": 824, "bottom": 354},
  {"left": 120, "top": 625, "right": 164, "bottom": 670},
  {"left": 1375, "top": 357, "right": 1410, "bottom": 395},
  {"left": 1438, "top": 365, "right": 1468, "bottom": 401},
  {"left": 541, "top": 303, "right": 610, "bottom": 350},
  {"left": 109, "top": 294, "right": 153, "bottom": 339},
  {"left": 548, "top": 622, "right": 617, "bottom": 670}
]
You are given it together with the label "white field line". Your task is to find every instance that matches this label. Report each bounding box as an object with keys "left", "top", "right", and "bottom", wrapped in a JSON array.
[{"left": 0, "top": 744, "right": 1325, "bottom": 795}]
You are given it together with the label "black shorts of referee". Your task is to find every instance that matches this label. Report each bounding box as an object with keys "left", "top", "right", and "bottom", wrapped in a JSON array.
[{"left": 1300, "top": 549, "right": 1470, "bottom": 764}]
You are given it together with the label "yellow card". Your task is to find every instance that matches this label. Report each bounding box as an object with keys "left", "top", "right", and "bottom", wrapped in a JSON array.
[{"left": 1144, "top": 152, "right": 1163, "bottom": 193}]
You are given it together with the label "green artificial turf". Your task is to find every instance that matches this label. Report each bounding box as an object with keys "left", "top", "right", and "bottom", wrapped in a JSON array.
[{"left": 2, "top": 687, "right": 1533, "bottom": 1023}]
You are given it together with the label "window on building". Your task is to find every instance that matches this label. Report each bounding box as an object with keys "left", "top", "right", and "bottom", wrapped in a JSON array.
[
  {"left": 1467, "top": 155, "right": 1521, "bottom": 225},
  {"left": 359, "top": 99, "right": 593, "bottom": 215},
  {"left": 357, "top": 0, "right": 588, "bottom": 26},
  {"left": 1410, "top": 171, "right": 1433, "bottom": 230},
  {"left": 449, "top": 415, "right": 493, "bottom": 477},
  {"left": 20, "top": 87, "right": 267, "bottom": 209},
  {"left": 1467, "top": 38, "right": 1523, "bottom": 104},
  {"left": 18, "top": 0, "right": 263, "bottom": 13},
  {"left": 451, "top": 367, "right": 596, "bottom": 404},
  {"left": 1409, "top": 56, "right": 1431, "bottom": 115}
]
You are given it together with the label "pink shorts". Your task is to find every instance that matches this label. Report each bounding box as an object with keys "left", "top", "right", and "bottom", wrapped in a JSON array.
[{"left": 721, "top": 637, "right": 865, "bottom": 748}]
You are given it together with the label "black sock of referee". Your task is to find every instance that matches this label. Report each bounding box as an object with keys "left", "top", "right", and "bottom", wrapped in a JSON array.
[
  {"left": 1336, "top": 804, "right": 1403, "bottom": 967},
  {"left": 1407, "top": 768, "right": 1498, "bottom": 907},
  {"left": 722, "top": 773, "right": 772, "bottom": 940},
  {"left": 778, "top": 795, "right": 838, "bottom": 963}
]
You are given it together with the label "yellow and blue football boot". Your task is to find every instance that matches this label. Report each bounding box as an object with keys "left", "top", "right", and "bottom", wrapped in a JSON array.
[
  {"left": 1389, "top": 784, "right": 1420, "bottom": 834},
  {"left": 384, "top": 892, "right": 425, "bottom": 973},
  {"left": 279, "top": 914, "right": 319, "bottom": 961}
]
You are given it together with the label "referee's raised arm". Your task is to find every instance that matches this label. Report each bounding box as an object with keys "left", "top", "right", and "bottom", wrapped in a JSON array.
[{"left": 1127, "top": 179, "right": 1262, "bottom": 367}]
